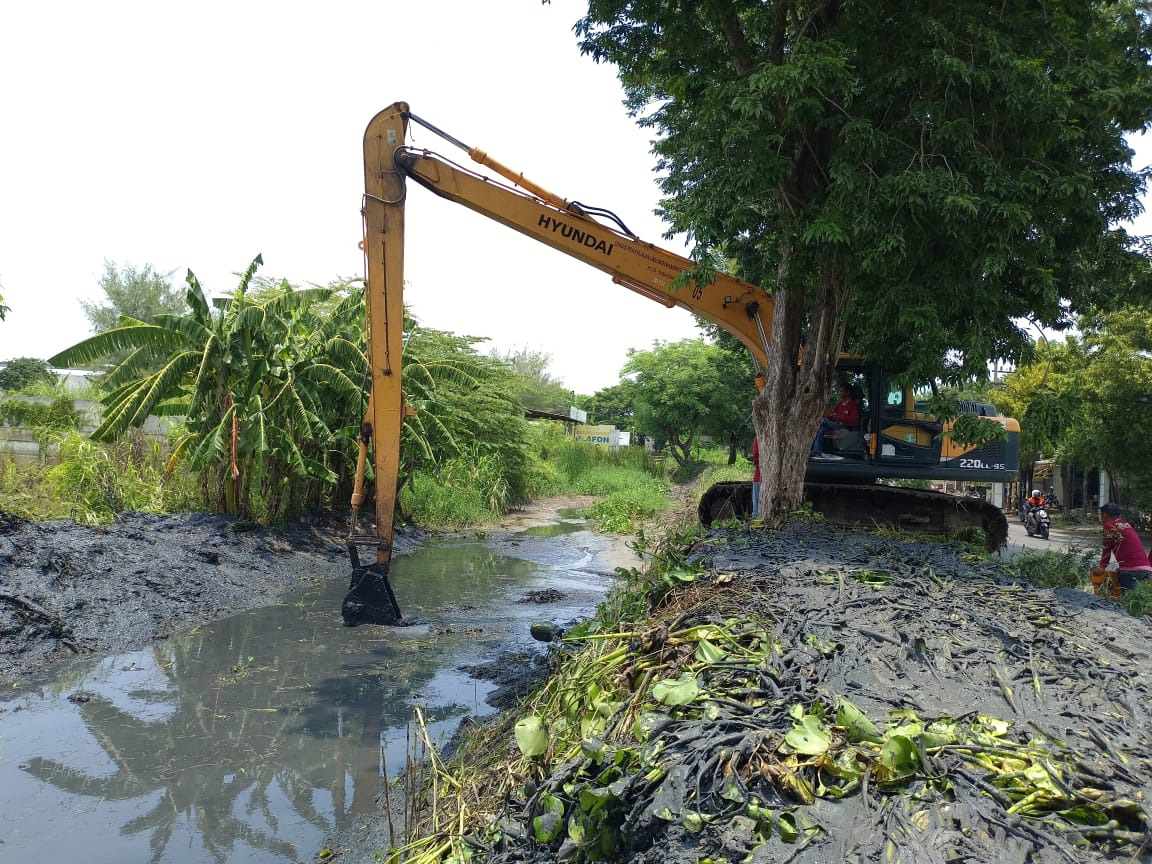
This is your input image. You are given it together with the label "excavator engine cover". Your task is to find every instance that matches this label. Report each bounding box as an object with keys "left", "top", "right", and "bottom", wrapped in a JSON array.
[{"left": 699, "top": 481, "right": 1009, "bottom": 551}]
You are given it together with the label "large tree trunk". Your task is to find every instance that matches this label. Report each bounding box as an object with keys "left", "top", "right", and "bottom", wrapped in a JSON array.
[{"left": 753, "top": 255, "right": 850, "bottom": 519}]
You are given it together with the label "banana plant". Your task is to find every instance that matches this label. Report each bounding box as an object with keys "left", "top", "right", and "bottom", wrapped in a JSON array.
[{"left": 53, "top": 257, "right": 339, "bottom": 518}]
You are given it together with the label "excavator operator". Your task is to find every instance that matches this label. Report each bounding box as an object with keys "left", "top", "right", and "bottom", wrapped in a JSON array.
[{"left": 811, "top": 383, "right": 858, "bottom": 461}]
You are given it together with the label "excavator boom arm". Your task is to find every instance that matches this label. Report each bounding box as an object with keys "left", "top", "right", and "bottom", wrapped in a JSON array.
[
  {"left": 346, "top": 101, "right": 775, "bottom": 625},
  {"left": 392, "top": 145, "right": 773, "bottom": 366}
]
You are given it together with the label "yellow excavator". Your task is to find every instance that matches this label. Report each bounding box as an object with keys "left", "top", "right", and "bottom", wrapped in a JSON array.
[{"left": 341, "top": 102, "right": 1019, "bottom": 625}]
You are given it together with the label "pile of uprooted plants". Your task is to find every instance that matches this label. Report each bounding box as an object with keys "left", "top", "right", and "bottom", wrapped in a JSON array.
[{"left": 380, "top": 519, "right": 1151, "bottom": 864}]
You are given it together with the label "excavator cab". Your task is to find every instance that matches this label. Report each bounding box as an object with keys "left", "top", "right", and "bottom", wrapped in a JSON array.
[{"left": 821, "top": 375, "right": 870, "bottom": 459}]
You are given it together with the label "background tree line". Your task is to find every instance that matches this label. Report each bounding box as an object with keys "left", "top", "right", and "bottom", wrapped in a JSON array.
[{"left": 6, "top": 254, "right": 1150, "bottom": 525}]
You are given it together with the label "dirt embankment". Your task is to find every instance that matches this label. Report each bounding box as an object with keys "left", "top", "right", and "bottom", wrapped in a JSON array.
[
  {"left": 0, "top": 510, "right": 422, "bottom": 690},
  {"left": 398, "top": 520, "right": 1152, "bottom": 864}
]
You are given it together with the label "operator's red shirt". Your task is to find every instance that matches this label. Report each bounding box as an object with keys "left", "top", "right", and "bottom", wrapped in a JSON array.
[
  {"left": 1101, "top": 518, "right": 1152, "bottom": 571},
  {"left": 829, "top": 398, "right": 859, "bottom": 426}
]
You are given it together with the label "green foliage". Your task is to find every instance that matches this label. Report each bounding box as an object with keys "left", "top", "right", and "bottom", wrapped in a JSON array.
[
  {"left": 1122, "top": 580, "right": 1152, "bottom": 618},
  {"left": 998, "top": 307, "right": 1152, "bottom": 512},
  {"left": 577, "top": 0, "right": 1152, "bottom": 516},
  {"left": 581, "top": 481, "right": 668, "bottom": 533},
  {"left": 49, "top": 257, "right": 553, "bottom": 528},
  {"left": 398, "top": 468, "right": 499, "bottom": 528},
  {"left": 81, "top": 260, "right": 185, "bottom": 333},
  {"left": 608, "top": 520, "right": 707, "bottom": 616},
  {"left": 920, "top": 392, "right": 1009, "bottom": 449},
  {"left": 492, "top": 346, "right": 572, "bottom": 414},
  {"left": 1006, "top": 548, "right": 1095, "bottom": 590},
  {"left": 412, "top": 430, "right": 673, "bottom": 536},
  {"left": 0, "top": 357, "right": 56, "bottom": 391},
  {"left": 402, "top": 324, "right": 532, "bottom": 503},
  {"left": 585, "top": 382, "right": 635, "bottom": 430},
  {"left": 0, "top": 456, "right": 59, "bottom": 519},
  {"left": 17, "top": 375, "right": 102, "bottom": 401},
  {"left": 46, "top": 430, "right": 199, "bottom": 524},
  {"left": 624, "top": 339, "right": 754, "bottom": 468},
  {"left": 0, "top": 396, "right": 81, "bottom": 431},
  {"left": 51, "top": 258, "right": 366, "bottom": 522}
]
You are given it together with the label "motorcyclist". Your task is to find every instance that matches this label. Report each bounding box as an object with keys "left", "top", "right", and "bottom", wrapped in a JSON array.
[{"left": 1023, "top": 489, "right": 1046, "bottom": 530}]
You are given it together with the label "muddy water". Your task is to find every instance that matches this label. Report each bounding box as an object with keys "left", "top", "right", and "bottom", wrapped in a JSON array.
[{"left": 0, "top": 517, "right": 634, "bottom": 864}]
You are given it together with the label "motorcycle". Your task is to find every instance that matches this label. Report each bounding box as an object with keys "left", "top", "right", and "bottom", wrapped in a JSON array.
[{"left": 1024, "top": 500, "right": 1051, "bottom": 540}]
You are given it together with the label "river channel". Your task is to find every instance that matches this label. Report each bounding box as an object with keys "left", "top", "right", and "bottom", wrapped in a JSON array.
[{"left": 0, "top": 511, "right": 636, "bottom": 863}]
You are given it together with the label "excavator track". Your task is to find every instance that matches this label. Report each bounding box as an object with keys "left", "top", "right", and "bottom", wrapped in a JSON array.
[{"left": 698, "top": 481, "right": 1009, "bottom": 551}]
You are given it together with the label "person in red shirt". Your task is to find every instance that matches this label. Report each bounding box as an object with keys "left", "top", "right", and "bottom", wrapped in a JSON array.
[
  {"left": 1099, "top": 502, "right": 1152, "bottom": 592},
  {"left": 812, "top": 384, "right": 860, "bottom": 459},
  {"left": 750, "top": 436, "right": 761, "bottom": 518}
]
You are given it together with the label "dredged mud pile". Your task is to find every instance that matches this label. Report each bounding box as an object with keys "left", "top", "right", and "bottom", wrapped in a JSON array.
[
  {"left": 453, "top": 521, "right": 1151, "bottom": 864},
  {"left": 0, "top": 510, "right": 420, "bottom": 689}
]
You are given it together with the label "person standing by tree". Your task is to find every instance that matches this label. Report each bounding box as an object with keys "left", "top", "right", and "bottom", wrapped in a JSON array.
[
  {"left": 750, "top": 436, "right": 760, "bottom": 519},
  {"left": 1098, "top": 502, "right": 1151, "bottom": 592}
]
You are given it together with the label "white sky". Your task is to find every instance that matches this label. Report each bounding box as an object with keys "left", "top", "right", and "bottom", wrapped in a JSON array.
[
  {"left": 3, "top": 2, "right": 1150, "bottom": 395},
  {"left": 0, "top": 0, "right": 703, "bottom": 396}
]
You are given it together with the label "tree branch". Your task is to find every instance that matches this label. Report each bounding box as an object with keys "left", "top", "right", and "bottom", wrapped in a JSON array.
[{"left": 710, "top": 0, "right": 756, "bottom": 75}]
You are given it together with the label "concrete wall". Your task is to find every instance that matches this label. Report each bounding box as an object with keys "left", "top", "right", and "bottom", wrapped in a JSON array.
[{"left": 0, "top": 396, "right": 177, "bottom": 464}]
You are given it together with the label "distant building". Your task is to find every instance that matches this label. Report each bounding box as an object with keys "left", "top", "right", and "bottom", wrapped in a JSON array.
[{"left": 55, "top": 368, "right": 101, "bottom": 392}]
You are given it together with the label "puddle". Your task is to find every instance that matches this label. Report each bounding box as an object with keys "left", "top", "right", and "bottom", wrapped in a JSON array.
[
  {"left": 518, "top": 520, "right": 588, "bottom": 538},
  {"left": 0, "top": 524, "right": 634, "bottom": 863}
]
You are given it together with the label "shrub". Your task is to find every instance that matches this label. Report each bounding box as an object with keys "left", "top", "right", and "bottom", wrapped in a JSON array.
[
  {"left": 0, "top": 396, "right": 81, "bottom": 431},
  {"left": 47, "top": 430, "right": 198, "bottom": 524},
  {"left": 0, "top": 357, "right": 56, "bottom": 391},
  {"left": 1005, "top": 548, "right": 1095, "bottom": 590},
  {"left": 399, "top": 470, "right": 497, "bottom": 528}
]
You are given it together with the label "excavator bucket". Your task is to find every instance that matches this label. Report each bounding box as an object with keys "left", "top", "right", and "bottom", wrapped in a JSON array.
[
  {"left": 699, "top": 481, "right": 1009, "bottom": 551},
  {"left": 341, "top": 543, "right": 403, "bottom": 626}
]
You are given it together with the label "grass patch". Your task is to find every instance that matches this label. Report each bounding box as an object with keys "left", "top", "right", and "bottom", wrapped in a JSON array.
[
  {"left": 0, "top": 457, "right": 64, "bottom": 519},
  {"left": 399, "top": 470, "right": 501, "bottom": 528},
  {"left": 1122, "top": 580, "right": 1152, "bottom": 617},
  {"left": 0, "top": 430, "right": 199, "bottom": 523},
  {"left": 1005, "top": 547, "right": 1095, "bottom": 590},
  {"left": 581, "top": 479, "right": 669, "bottom": 533}
]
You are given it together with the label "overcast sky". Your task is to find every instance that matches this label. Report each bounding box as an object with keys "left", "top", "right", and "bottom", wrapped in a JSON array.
[
  {"left": 3, "top": 2, "right": 1150, "bottom": 395},
  {"left": 0, "top": 0, "right": 705, "bottom": 395}
]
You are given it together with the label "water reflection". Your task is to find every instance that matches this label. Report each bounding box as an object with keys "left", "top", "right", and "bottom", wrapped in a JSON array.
[{"left": 0, "top": 531, "right": 623, "bottom": 864}]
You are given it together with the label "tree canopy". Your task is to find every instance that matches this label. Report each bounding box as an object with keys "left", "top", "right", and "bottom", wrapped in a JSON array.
[
  {"left": 576, "top": 0, "right": 1152, "bottom": 516},
  {"left": 998, "top": 307, "right": 1152, "bottom": 512},
  {"left": 0, "top": 357, "right": 56, "bottom": 392},
  {"left": 50, "top": 258, "right": 524, "bottom": 523},
  {"left": 624, "top": 338, "right": 752, "bottom": 467},
  {"left": 81, "top": 261, "right": 186, "bottom": 333},
  {"left": 492, "top": 346, "right": 573, "bottom": 415}
]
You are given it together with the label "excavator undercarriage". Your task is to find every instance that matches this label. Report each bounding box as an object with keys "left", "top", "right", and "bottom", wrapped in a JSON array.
[{"left": 698, "top": 482, "right": 1010, "bottom": 551}]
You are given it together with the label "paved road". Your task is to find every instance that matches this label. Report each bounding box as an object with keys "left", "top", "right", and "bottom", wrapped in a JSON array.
[{"left": 1000, "top": 514, "right": 1100, "bottom": 561}]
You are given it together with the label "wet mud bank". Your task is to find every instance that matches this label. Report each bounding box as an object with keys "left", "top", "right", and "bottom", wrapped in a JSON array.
[
  {"left": 0, "top": 510, "right": 422, "bottom": 689},
  {"left": 387, "top": 521, "right": 1152, "bottom": 864}
]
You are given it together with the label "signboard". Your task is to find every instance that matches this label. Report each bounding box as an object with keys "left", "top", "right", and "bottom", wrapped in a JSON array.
[{"left": 573, "top": 424, "right": 619, "bottom": 448}]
